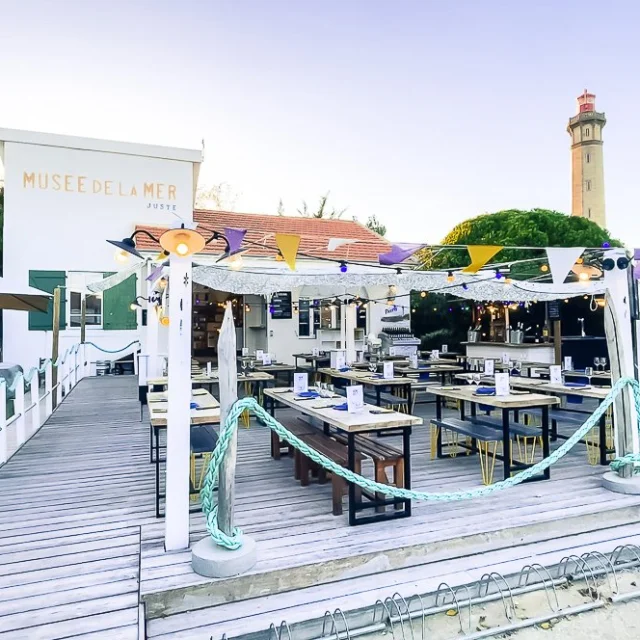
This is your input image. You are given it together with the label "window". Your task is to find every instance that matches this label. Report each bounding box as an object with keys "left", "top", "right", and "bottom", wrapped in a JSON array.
[
  {"left": 298, "top": 298, "right": 342, "bottom": 336},
  {"left": 320, "top": 300, "right": 341, "bottom": 330},
  {"left": 584, "top": 127, "right": 591, "bottom": 137},
  {"left": 70, "top": 292, "right": 102, "bottom": 327},
  {"left": 587, "top": 208, "right": 592, "bottom": 218},
  {"left": 298, "top": 299, "right": 312, "bottom": 337},
  {"left": 586, "top": 152, "right": 591, "bottom": 163},
  {"left": 586, "top": 180, "right": 592, "bottom": 191}
]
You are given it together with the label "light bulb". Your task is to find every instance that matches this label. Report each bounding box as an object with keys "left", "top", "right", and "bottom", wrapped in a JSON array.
[
  {"left": 158, "top": 277, "right": 167, "bottom": 289},
  {"left": 175, "top": 242, "right": 189, "bottom": 256},
  {"left": 420, "top": 291, "right": 426, "bottom": 298},
  {"left": 540, "top": 264, "right": 549, "bottom": 272},
  {"left": 230, "top": 256, "right": 243, "bottom": 270},
  {"left": 160, "top": 316, "right": 170, "bottom": 326},
  {"left": 447, "top": 272, "right": 455, "bottom": 283},
  {"left": 579, "top": 272, "right": 590, "bottom": 281},
  {"left": 129, "top": 303, "right": 137, "bottom": 311},
  {"left": 115, "top": 250, "right": 129, "bottom": 263}
]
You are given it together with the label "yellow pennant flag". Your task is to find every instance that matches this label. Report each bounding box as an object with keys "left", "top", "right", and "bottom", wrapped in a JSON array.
[
  {"left": 462, "top": 245, "right": 503, "bottom": 273},
  {"left": 275, "top": 233, "right": 301, "bottom": 271}
]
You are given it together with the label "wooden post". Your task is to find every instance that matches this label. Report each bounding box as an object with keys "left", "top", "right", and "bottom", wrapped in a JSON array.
[
  {"left": 80, "top": 296, "right": 87, "bottom": 344},
  {"left": 51, "top": 287, "right": 61, "bottom": 410},
  {"left": 217, "top": 302, "right": 239, "bottom": 537},
  {"left": 553, "top": 320, "right": 562, "bottom": 365}
]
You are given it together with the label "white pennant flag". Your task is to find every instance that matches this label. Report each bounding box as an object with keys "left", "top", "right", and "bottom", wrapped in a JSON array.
[
  {"left": 327, "top": 238, "right": 358, "bottom": 251},
  {"left": 546, "top": 247, "right": 585, "bottom": 284}
]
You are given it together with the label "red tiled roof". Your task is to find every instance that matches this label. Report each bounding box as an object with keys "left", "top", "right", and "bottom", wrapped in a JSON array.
[{"left": 134, "top": 209, "right": 390, "bottom": 262}]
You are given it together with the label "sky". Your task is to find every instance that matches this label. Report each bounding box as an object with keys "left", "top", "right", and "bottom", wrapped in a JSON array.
[{"left": 1, "top": 0, "right": 639, "bottom": 244}]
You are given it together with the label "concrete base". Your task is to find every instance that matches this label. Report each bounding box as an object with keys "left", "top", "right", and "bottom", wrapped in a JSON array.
[
  {"left": 602, "top": 471, "right": 640, "bottom": 495},
  {"left": 191, "top": 535, "right": 257, "bottom": 578}
]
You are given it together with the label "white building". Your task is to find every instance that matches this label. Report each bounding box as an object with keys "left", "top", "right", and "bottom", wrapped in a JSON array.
[{"left": 0, "top": 128, "right": 398, "bottom": 369}]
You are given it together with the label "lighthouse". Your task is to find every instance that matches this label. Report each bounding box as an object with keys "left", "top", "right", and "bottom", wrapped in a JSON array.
[{"left": 567, "top": 90, "right": 607, "bottom": 228}]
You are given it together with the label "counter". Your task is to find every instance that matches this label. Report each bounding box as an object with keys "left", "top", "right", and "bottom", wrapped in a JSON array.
[{"left": 463, "top": 341, "right": 555, "bottom": 364}]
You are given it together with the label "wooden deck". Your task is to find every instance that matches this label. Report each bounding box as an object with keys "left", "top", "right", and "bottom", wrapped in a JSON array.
[{"left": 2, "top": 377, "right": 640, "bottom": 639}]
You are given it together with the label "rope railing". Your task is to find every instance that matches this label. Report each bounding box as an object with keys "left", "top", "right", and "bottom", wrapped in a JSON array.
[{"left": 201, "top": 377, "right": 640, "bottom": 550}]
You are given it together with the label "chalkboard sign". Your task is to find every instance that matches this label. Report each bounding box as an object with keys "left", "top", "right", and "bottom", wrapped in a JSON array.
[
  {"left": 270, "top": 292, "right": 292, "bottom": 319},
  {"left": 548, "top": 300, "right": 561, "bottom": 320}
]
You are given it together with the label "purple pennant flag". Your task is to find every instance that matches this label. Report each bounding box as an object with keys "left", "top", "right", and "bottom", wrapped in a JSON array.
[
  {"left": 634, "top": 248, "right": 640, "bottom": 261},
  {"left": 378, "top": 243, "right": 424, "bottom": 266},
  {"left": 224, "top": 227, "right": 247, "bottom": 256},
  {"left": 146, "top": 264, "right": 164, "bottom": 282}
]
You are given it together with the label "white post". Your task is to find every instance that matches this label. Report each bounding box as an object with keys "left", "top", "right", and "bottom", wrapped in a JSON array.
[
  {"left": 0, "top": 382, "right": 7, "bottom": 465},
  {"left": 192, "top": 303, "right": 257, "bottom": 577},
  {"left": 72, "top": 346, "right": 78, "bottom": 388},
  {"left": 32, "top": 372, "right": 41, "bottom": 434},
  {"left": 45, "top": 361, "right": 53, "bottom": 419},
  {"left": 217, "top": 303, "right": 239, "bottom": 536},
  {"left": 14, "top": 375, "right": 26, "bottom": 448},
  {"left": 148, "top": 281, "right": 160, "bottom": 379},
  {"left": 164, "top": 255, "right": 193, "bottom": 552},
  {"left": 79, "top": 343, "right": 87, "bottom": 381},
  {"left": 56, "top": 355, "right": 64, "bottom": 405},
  {"left": 345, "top": 303, "right": 357, "bottom": 365}
]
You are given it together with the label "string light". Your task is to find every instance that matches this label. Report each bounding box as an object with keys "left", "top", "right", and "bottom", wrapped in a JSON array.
[
  {"left": 158, "top": 277, "right": 167, "bottom": 289},
  {"left": 420, "top": 291, "right": 426, "bottom": 298},
  {"left": 579, "top": 272, "right": 590, "bottom": 282},
  {"left": 505, "top": 277, "right": 513, "bottom": 285},
  {"left": 495, "top": 270, "right": 502, "bottom": 280},
  {"left": 339, "top": 261, "right": 348, "bottom": 273},
  {"left": 447, "top": 271, "right": 455, "bottom": 283},
  {"left": 540, "top": 264, "right": 549, "bottom": 272}
]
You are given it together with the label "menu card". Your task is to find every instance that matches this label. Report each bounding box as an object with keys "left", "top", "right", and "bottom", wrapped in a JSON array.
[
  {"left": 256, "top": 349, "right": 264, "bottom": 361},
  {"left": 442, "top": 344, "right": 449, "bottom": 353},
  {"left": 346, "top": 385, "right": 365, "bottom": 413},
  {"left": 331, "top": 350, "right": 347, "bottom": 369},
  {"left": 409, "top": 354, "right": 419, "bottom": 369},
  {"left": 495, "top": 372, "right": 510, "bottom": 396},
  {"left": 501, "top": 352, "right": 510, "bottom": 364},
  {"left": 312, "top": 347, "right": 319, "bottom": 357},
  {"left": 563, "top": 356, "right": 573, "bottom": 371},
  {"left": 430, "top": 349, "right": 440, "bottom": 360},
  {"left": 550, "top": 365, "right": 563, "bottom": 384},
  {"left": 294, "top": 372, "right": 308, "bottom": 394},
  {"left": 383, "top": 361, "right": 394, "bottom": 379},
  {"left": 484, "top": 359, "right": 495, "bottom": 375},
  {"left": 206, "top": 362, "right": 212, "bottom": 377},
  {"left": 242, "top": 347, "right": 249, "bottom": 356},
  {"left": 262, "top": 353, "right": 272, "bottom": 366}
]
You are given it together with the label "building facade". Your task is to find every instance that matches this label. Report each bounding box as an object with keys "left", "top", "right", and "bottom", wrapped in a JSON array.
[{"left": 567, "top": 90, "right": 607, "bottom": 228}]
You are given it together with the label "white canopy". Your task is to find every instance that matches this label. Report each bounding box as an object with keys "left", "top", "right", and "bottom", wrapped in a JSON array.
[{"left": 191, "top": 263, "right": 606, "bottom": 302}]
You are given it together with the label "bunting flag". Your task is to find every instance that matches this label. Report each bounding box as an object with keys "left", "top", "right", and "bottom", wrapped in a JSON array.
[
  {"left": 275, "top": 233, "right": 301, "bottom": 271},
  {"left": 224, "top": 227, "right": 247, "bottom": 256},
  {"left": 378, "top": 243, "right": 424, "bottom": 266},
  {"left": 462, "top": 245, "right": 503, "bottom": 273},
  {"left": 327, "top": 238, "right": 357, "bottom": 252},
  {"left": 146, "top": 264, "right": 164, "bottom": 283},
  {"left": 546, "top": 247, "right": 585, "bottom": 284},
  {"left": 634, "top": 249, "right": 640, "bottom": 279}
]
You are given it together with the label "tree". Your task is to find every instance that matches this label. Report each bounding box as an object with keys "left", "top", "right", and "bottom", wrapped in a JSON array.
[
  {"left": 297, "top": 191, "right": 347, "bottom": 219},
  {"left": 277, "top": 199, "right": 285, "bottom": 216},
  {"left": 365, "top": 214, "right": 386, "bottom": 237},
  {"left": 195, "top": 182, "right": 240, "bottom": 211},
  {"left": 423, "top": 208, "right": 620, "bottom": 273}
]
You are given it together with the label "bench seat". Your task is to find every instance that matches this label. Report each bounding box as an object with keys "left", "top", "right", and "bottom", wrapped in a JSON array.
[
  {"left": 270, "top": 416, "right": 317, "bottom": 459},
  {"left": 467, "top": 416, "right": 542, "bottom": 439},
  {"left": 295, "top": 432, "right": 362, "bottom": 516},
  {"left": 522, "top": 407, "right": 588, "bottom": 425}
]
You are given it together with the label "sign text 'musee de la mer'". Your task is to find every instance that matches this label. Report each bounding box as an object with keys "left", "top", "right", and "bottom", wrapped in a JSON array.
[{"left": 22, "top": 171, "right": 177, "bottom": 199}]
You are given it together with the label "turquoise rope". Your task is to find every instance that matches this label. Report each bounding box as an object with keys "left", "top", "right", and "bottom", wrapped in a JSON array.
[
  {"left": 85, "top": 340, "right": 140, "bottom": 354},
  {"left": 201, "top": 377, "right": 640, "bottom": 550}
]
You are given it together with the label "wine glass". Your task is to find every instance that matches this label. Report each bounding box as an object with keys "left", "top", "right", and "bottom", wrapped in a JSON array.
[
  {"left": 593, "top": 357, "right": 600, "bottom": 372},
  {"left": 318, "top": 382, "right": 327, "bottom": 398},
  {"left": 249, "top": 359, "right": 255, "bottom": 373},
  {"left": 585, "top": 366, "right": 594, "bottom": 384},
  {"left": 368, "top": 359, "right": 377, "bottom": 375},
  {"left": 327, "top": 383, "right": 335, "bottom": 396},
  {"left": 472, "top": 373, "right": 481, "bottom": 387},
  {"left": 601, "top": 357, "right": 608, "bottom": 372},
  {"left": 241, "top": 359, "right": 247, "bottom": 377}
]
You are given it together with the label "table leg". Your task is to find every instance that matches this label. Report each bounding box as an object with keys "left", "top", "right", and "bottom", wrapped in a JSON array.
[
  {"left": 376, "top": 386, "right": 381, "bottom": 407},
  {"left": 459, "top": 400, "right": 466, "bottom": 421},
  {"left": 149, "top": 424, "right": 154, "bottom": 463},
  {"left": 348, "top": 432, "right": 356, "bottom": 526},
  {"left": 436, "top": 395, "right": 444, "bottom": 458},
  {"left": 502, "top": 408, "right": 511, "bottom": 480},
  {"left": 405, "top": 382, "right": 413, "bottom": 414},
  {"left": 542, "top": 405, "right": 551, "bottom": 479},
  {"left": 155, "top": 426, "right": 161, "bottom": 518},
  {"left": 402, "top": 427, "right": 412, "bottom": 516},
  {"left": 599, "top": 412, "right": 607, "bottom": 466},
  {"left": 471, "top": 402, "right": 477, "bottom": 418}
]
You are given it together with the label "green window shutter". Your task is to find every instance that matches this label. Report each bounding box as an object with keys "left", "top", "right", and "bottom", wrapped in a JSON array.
[
  {"left": 28, "top": 270, "right": 66, "bottom": 331},
  {"left": 103, "top": 273, "right": 137, "bottom": 330}
]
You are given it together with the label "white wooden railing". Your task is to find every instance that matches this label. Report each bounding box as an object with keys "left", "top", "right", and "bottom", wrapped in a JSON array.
[{"left": 0, "top": 340, "right": 140, "bottom": 467}]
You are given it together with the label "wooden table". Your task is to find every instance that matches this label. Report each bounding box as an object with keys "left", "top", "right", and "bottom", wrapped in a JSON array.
[
  {"left": 292, "top": 353, "right": 331, "bottom": 373},
  {"left": 394, "top": 363, "right": 465, "bottom": 384},
  {"left": 147, "top": 389, "right": 220, "bottom": 517},
  {"left": 317, "top": 367, "right": 414, "bottom": 410},
  {"left": 263, "top": 387, "right": 422, "bottom": 525},
  {"left": 254, "top": 364, "right": 296, "bottom": 386},
  {"left": 428, "top": 385, "right": 559, "bottom": 481}
]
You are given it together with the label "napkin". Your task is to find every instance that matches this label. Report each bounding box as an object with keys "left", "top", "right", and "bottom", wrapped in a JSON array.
[
  {"left": 474, "top": 387, "right": 496, "bottom": 396},
  {"left": 296, "top": 391, "right": 319, "bottom": 398},
  {"left": 190, "top": 402, "right": 199, "bottom": 409},
  {"left": 333, "top": 402, "right": 349, "bottom": 411},
  {"left": 564, "top": 382, "right": 587, "bottom": 388},
  {"left": 338, "top": 367, "right": 351, "bottom": 372}
]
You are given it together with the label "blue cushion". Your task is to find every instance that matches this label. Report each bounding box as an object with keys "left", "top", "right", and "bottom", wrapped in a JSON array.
[
  {"left": 191, "top": 425, "right": 218, "bottom": 453},
  {"left": 419, "top": 372, "right": 431, "bottom": 380}
]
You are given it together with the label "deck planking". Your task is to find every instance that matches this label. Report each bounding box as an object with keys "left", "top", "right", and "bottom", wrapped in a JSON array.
[{"left": 1, "top": 377, "right": 640, "bottom": 640}]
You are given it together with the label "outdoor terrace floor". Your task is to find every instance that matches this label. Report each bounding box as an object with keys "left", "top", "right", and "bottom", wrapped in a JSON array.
[{"left": 1, "top": 377, "right": 640, "bottom": 640}]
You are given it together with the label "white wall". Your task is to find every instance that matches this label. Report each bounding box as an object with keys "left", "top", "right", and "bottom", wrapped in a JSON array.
[{"left": 1, "top": 132, "right": 199, "bottom": 369}]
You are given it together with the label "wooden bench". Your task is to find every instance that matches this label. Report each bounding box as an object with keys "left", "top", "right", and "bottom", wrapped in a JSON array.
[
  {"left": 430, "top": 418, "right": 501, "bottom": 485},
  {"left": 270, "top": 416, "right": 317, "bottom": 460},
  {"left": 295, "top": 432, "right": 362, "bottom": 516},
  {"left": 333, "top": 432, "right": 404, "bottom": 512}
]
